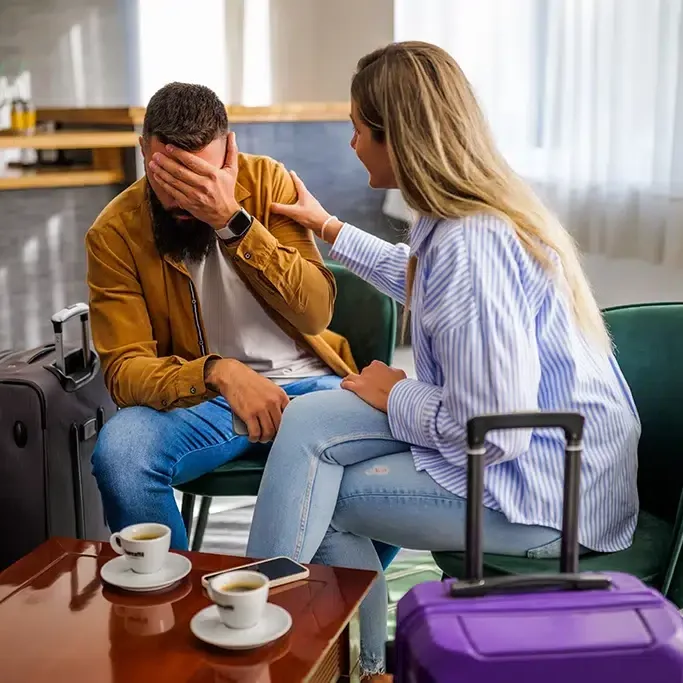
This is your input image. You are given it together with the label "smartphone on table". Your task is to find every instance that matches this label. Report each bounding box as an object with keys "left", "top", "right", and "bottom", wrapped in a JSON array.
[{"left": 201, "top": 556, "right": 310, "bottom": 590}]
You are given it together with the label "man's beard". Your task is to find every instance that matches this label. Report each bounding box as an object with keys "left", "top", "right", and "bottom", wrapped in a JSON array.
[{"left": 148, "top": 187, "right": 216, "bottom": 263}]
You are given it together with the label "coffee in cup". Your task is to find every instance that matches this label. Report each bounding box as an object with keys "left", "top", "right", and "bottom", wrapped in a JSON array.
[
  {"left": 131, "top": 532, "right": 165, "bottom": 541},
  {"left": 110, "top": 523, "right": 171, "bottom": 574},
  {"left": 221, "top": 580, "right": 263, "bottom": 592},
  {"left": 207, "top": 570, "right": 269, "bottom": 629}
]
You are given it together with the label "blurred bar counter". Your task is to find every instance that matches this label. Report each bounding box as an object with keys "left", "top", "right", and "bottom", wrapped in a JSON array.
[{"left": 0, "top": 103, "right": 350, "bottom": 191}]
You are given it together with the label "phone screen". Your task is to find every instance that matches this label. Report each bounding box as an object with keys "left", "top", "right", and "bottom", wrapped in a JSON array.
[
  {"left": 234, "top": 557, "right": 305, "bottom": 582},
  {"left": 232, "top": 413, "right": 249, "bottom": 436}
]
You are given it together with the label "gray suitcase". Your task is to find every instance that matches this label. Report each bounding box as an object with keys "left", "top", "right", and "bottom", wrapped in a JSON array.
[{"left": 0, "top": 303, "right": 116, "bottom": 570}]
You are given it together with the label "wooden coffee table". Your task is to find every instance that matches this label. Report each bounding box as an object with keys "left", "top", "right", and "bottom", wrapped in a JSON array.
[{"left": 0, "top": 537, "right": 377, "bottom": 683}]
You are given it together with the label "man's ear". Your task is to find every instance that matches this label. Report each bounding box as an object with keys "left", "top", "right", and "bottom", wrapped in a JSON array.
[{"left": 138, "top": 135, "right": 146, "bottom": 156}]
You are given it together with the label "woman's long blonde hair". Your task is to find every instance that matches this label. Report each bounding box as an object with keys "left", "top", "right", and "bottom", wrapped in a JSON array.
[{"left": 351, "top": 41, "right": 610, "bottom": 350}]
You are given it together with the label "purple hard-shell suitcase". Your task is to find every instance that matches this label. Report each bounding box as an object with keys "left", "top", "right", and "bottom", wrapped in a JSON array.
[{"left": 394, "top": 412, "right": 683, "bottom": 682}]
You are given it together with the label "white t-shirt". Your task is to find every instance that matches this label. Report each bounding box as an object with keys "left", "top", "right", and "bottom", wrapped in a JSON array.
[{"left": 185, "top": 241, "right": 330, "bottom": 384}]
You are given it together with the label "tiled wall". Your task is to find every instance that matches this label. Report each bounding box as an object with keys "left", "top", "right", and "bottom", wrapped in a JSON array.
[
  {"left": 0, "top": 121, "right": 404, "bottom": 351},
  {"left": 0, "top": 0, "right": 136, "bottom": 107}
]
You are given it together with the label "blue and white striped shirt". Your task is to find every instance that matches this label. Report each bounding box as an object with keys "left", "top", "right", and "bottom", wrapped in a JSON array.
[{"left": 330, "top": 214, "right": 640, "bottom": 552}]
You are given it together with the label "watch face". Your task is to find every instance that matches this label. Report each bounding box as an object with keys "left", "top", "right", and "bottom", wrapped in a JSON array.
[{"left": 229, "top": 208, "right": 253, "bottom": 236}]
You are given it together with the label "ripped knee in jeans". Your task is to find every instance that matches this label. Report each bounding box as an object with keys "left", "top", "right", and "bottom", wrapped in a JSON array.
[
  {"left": 526, "top": 536, "right": 563, "bottom": 559},
  {"left": 526, "top": 536, "right": 591, "bottom": 559}
]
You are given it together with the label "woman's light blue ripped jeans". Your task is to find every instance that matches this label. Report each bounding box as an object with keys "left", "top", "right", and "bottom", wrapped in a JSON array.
[{"left": 246, "top": 389, "right": 562, "bottom": 675}]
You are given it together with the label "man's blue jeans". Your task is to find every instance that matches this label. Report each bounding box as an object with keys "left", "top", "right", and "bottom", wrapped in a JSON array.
[{"left": 91, "top": 374, "right": 399, "bottom": 567}]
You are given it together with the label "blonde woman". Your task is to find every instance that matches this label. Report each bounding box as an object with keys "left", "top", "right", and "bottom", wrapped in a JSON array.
[{"left": 246, "top": 42, "right": 640, "bottom": 679}]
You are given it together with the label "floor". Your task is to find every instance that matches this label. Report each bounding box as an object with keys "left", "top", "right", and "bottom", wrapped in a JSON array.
[{"left": 581, "top": 253, "right": 683, "bottom": 308}]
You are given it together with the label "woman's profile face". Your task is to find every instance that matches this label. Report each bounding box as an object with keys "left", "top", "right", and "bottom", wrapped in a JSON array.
[{"left": 350, "top": 101, "right": 396, "bottom": 190}]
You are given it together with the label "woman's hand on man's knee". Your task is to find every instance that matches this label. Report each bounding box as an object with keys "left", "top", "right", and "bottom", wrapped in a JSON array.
[{"left": 341, "top": 361, "right": 407, "bottom": 412}]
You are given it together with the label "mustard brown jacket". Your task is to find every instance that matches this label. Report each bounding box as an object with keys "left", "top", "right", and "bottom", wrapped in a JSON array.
[{"left": 85, "top": 153, "right": 357, "bottom": 410}]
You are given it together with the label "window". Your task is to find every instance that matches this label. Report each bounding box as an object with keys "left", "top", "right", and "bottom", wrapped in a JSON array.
[{"left": 137, "top": 0, "right": 227, "bottom": 104}]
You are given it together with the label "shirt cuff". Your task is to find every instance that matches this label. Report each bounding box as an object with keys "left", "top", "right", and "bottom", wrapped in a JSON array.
[
  {"left": 329, "top": 223, "right": 385, "bottom": 280},
  {"left": 387, "top": 378, "right": 441, "bottom": 449},
  {"left": 174, "top": 355, "right": 221, "bottom": 407},
  {"left": 226, "top": 219, "right": 278, "bottom": 273}
]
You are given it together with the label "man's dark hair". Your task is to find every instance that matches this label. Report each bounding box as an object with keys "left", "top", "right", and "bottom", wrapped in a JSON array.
[{"left": 142, "top": 82, "right": 228, "bottom": 151}]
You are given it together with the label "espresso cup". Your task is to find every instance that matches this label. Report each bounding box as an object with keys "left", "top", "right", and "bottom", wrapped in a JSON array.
[
  {"left": 207, "top": 570, "right": 269, "bottom": 629},
  {"left": 110, "top": 523, "right": 171, "bottom": 574}
]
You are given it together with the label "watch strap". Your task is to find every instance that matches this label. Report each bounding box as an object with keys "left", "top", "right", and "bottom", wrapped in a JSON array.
[
  {"left": 216, "top": 223, "right": 239, "bottom": 240},
  {"left": 216, "top": 207, "right": 252, "bottom": 240}
]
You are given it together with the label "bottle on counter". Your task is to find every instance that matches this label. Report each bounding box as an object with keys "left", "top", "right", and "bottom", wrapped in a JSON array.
[
  {"left": 24, "top": 99, "right": 36, "bottom": 136},
  {"left": 39, "top": 120, "right": 59, "bottom": 165},
  {"left": 21, "top": 98, "right": 37, "bottom": 166},
  {"left": 0, "top": 64, "right": 8, "bottom": 175},
  {"left": 21, "top": 68, "right": 36, "bottom": 135},
  {"left": 16, "top": 69, "right": 37, "bottom": 167},
  {"left": 10, "top": 96, "right": 25, "bottom": 134}
]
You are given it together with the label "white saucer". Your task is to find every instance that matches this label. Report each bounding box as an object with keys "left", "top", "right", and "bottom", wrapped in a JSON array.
[
  {"left": 191, "top": 603, "right": 292, "bottom": 650},
  {"left": 100, "top": 553, "right": 192, "bottom": 592}
]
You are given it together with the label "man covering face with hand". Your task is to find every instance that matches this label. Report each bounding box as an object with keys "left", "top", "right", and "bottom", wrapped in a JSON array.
[{"left": 86, "top": 82, "right": 356, "bottom": 550}]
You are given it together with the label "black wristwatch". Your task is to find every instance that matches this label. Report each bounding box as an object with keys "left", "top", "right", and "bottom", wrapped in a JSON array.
[{"left": 216, "top": 207, "right": 253, "bottom": 240}]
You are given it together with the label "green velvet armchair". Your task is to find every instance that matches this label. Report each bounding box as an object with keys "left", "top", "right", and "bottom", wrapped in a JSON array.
[{"left": 433, "top": 302, "right": 683, "bottom": 606}]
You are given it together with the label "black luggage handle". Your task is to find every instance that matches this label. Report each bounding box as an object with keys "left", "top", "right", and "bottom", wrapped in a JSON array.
[
  {"left": 464, "top": 412, "right": 585, "bottom": 583},
  {"left": 467, "top": 412, "right": 584, "bottom": 448},
  {"left": 449, "top": 572, "right": 611, "bottom": 597},
  {"left": 51, "top": 303, "right": 91, "bottom": 374}
]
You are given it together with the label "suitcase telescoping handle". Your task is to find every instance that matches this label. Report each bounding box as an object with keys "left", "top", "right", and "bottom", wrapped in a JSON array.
[
  {"left": 452, "top": 411, "right": 612, "bottom": 597},
  {"left": 51, "top": 303, "right": 91, "bottom": 375}
]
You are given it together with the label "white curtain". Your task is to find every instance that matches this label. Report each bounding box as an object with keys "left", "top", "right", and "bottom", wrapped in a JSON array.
[{"left": 391, "top": 0, "right": 683, "bottom": 266}]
